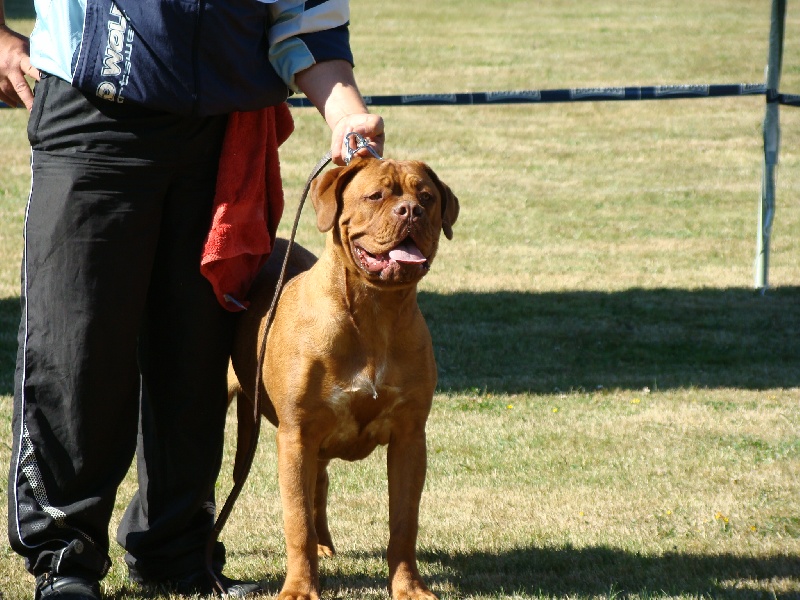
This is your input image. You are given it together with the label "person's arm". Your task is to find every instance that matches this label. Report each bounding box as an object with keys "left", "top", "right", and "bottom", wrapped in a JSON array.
[
  {"left": 265, "top": 1, "right": 383, "bottom": 165},
  {"left": 295, "top": 59, "right": 384, "bottom": 165},
  {"left": 0, "top": 2, "right": 39, "bottom": 110}
]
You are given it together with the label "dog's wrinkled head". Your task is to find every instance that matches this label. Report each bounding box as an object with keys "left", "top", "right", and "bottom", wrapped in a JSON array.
[{"left": 310, "top": 157, "right": 459, "bottom": 286}]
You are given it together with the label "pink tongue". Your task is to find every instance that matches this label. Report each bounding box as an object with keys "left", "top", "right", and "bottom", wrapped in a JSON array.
[{"left": 388, "top": 242, "right": 427, "bottom": 264}]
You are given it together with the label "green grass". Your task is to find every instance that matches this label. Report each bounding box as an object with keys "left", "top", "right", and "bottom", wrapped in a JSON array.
[{"left": 2, "top": 0, "right": 800, "bottom": 598}]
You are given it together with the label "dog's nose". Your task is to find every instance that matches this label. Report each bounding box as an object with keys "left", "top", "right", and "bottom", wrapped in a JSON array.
[{"left": 393, "top": 201, "right": 424, "bottom": 219}]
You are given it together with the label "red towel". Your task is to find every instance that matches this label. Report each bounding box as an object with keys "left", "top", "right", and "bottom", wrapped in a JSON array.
[{"left": 201, "top": 104, "right": 294, "bottom": 311}]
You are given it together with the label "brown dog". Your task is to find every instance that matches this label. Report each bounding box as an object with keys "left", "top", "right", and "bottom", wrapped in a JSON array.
[{"left": 229, "top": 156, "right": 459, "bottom": 600}]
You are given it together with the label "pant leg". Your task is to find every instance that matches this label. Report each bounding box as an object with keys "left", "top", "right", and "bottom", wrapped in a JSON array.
[
  {"left": 117, "top": 139, "right": 237, "bottom": 581},
  {"left": 7, "top": 77, "right": 169, "bottom": 578},
  {"left": 7, "top": 75, "right": 231, "bottom": 580}
]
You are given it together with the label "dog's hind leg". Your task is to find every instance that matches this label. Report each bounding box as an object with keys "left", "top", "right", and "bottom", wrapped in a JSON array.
[{"left": 314, "top": 460, "right": 335, "bottom": 557}]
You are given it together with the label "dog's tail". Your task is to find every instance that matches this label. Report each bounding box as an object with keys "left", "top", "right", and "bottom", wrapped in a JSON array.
[
  {"left": 227, "top": 362, "right": 257, "bottom": 484},
  {"left": 227, "top": 361, "right": 244, "bottom": 406}
]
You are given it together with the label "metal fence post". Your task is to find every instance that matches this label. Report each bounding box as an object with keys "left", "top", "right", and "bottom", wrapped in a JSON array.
[{"left": 756, "top": 0, "right": 786, "bottom": 291}]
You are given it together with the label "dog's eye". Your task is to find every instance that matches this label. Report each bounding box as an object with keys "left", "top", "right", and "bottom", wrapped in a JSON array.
[
  {"left": 366, "top": 191, "right": 384, "bottom": 201},
  {"left": 418, "top": 191, "right": 433, "bottom": 204}
]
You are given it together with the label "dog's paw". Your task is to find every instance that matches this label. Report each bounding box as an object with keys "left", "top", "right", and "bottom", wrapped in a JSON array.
[
  {"left": 277, "top": 590, "right": 320, "bottom": 600},
  {"left": 317, "top": 542, "right": 336, "bottom": 558}
]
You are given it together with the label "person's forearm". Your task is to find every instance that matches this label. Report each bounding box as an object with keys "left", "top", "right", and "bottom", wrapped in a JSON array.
[
  {"left": 294, "top": 59, "right": 384, "bottom": 164},
  {"left": 295, "top": 60, "right": 369, "bottom": 131}
]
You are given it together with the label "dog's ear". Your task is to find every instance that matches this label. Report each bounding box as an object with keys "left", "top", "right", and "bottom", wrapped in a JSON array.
[
  {"left": 310, "top": 158, "right": 371, "bottom": 232},
  {"left": 425, "top": 166, "right": 460, "bottom": 240},
  {"left": 310, "top": 166, "right": 346, "bottom": 232}
]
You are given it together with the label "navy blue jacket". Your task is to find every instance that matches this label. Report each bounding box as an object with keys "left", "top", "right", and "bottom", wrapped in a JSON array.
[{"left": 70, "top": 0, "right": 353, "bottom": 116}]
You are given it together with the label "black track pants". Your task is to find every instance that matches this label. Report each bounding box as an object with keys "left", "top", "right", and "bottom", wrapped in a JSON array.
[{"left": 7, "top": 76, "right": 237, "bottom": 581}]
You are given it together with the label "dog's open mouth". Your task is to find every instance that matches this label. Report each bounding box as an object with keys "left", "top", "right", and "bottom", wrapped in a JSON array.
[{"left": 353, "top": 239, "right": 429, "bottom": 275}]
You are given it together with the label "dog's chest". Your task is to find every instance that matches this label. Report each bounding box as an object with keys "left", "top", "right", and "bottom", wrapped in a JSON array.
[{"left": 320, "top": 363, "right": 406, "bottom": 460}]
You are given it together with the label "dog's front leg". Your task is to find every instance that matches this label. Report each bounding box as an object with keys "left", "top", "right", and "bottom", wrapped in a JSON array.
[
  {"left": 314, "top": 459, "right": 336, "bottom": 557},
  {"left": 277, "top": 425, "right": 321, "bottom": 600},
  {"left": 387, "top": 425, "right": 438, "bottom": 600}
]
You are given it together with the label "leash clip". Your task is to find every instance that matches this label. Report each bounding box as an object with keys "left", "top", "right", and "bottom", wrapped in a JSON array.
[{"left": 343, "top": 132, "right": 382, "bottom": 165}]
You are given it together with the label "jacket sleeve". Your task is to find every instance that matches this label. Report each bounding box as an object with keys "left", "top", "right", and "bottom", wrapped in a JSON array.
[{"left": 267, "top": 0, "right": 354, "bottom": 92}]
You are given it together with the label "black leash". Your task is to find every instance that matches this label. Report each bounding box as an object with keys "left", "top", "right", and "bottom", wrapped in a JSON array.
[{"left": 205, "top": 150, "right": 332, "bottom": 595}]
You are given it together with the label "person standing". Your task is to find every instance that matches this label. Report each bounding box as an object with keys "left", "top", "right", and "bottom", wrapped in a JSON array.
[{"left": 0, "top": 1, "right": 384, "bottom": 598}]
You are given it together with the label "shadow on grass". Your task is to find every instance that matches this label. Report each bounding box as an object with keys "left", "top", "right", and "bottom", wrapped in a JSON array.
[
  {"left": 421, "top": 286, "right": 800, "bottom": 393},
  {"left": 2, "top": 287, "right": 800, "bottom": 396},
  {"left": 101, "top": 580, "right": 286, "bottom": 600},
  {"left": 286, "top": 545, "right": 800, "bottom": 599},
  {"left": 416, "top": 544, "right": 800, "bottom": 599}
]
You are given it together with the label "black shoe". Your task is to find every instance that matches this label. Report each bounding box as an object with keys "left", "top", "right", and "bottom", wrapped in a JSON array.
[
  {"left": 34, "top": 574, "right": 102, "bottom": 600},
  {"left": 132, "top": 569, "right": 263, "bottom": 597}
]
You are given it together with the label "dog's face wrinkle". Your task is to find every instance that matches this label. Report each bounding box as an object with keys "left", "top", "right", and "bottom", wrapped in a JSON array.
[
  {"left": 345, "top": 193, "right": 440, "bottom": 255},
  {"left": 345, "top": 205, "right": 434, "bottom": 277}
]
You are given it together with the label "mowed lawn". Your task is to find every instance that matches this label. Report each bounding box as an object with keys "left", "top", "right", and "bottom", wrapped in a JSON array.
[{"left": 1, "top": 1, "right": 799, "bottom": 598}]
